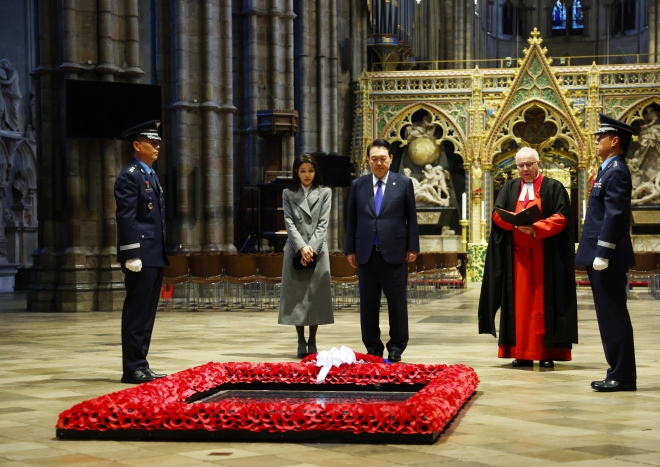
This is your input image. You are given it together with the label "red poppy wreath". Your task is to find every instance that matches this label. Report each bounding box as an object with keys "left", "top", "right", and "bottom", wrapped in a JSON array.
[{"left": 57, "top": 353, "right": 479, "bottom": 442}]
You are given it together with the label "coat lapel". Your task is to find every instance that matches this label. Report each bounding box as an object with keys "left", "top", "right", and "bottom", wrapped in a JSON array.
[
  {"left": 378, "top": 171, "right": 398, "bottom": 216},
  {"left": 307, "top": 187, "right": 320, "bottom": 212},
  {"left": 365, "top": 176, "right": 376, "bottom": 216},
  {"left": 293, "top": 187, "right": 312, "bottom": 218}
]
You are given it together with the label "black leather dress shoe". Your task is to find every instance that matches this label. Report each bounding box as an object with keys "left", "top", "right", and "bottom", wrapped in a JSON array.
[
  {"left": 121, "top": 369, "right": 155, "bottom": 384},
  {"left": 367, "top": 350, "right": 383, "bottom": 358},
  {"left": 512, "top": 359, "right": 533, "bottom": 367},
  {"left": 145, "top": 369, "right": 167, "bottom": 378},
  {"left": 539, "top": 360, "right": 554, "bottom": 368},
  {"left": 591, "top": 379, "right": 636, "bottom": 392},
  {"left": 387, "top": 351, "right": 402, "bottom": 363}
]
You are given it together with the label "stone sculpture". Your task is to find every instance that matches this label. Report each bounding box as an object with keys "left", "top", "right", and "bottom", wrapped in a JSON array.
[
  {"left": 0, "top": 59, "right": 23, "bottom": 133},
  {"left": 631, "top": 107, "right": 660, "bottom": 205},
  {"left": 403, "top": 168, "right": 445, "bottom": 206}
]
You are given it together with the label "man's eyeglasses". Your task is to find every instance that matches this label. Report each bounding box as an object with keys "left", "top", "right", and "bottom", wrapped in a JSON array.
[{"left": 516, "top": 161, "right": 537, "bottom": 169}]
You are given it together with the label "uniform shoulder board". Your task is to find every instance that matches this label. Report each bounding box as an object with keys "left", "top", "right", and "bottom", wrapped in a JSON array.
[{"left": 129, "top": 166, "right": 136, "bottom": 172}]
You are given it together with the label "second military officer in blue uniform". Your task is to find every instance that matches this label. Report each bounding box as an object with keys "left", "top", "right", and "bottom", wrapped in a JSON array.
[
  {"left": 576, "top": 113, "right": 637, "bottom": 392},
  {"left": 115, "top": 120, "right": 169, "bottom": 384}
]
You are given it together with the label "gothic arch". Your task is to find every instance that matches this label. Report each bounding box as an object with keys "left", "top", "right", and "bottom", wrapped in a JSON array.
[
  {"left": 487, "top": 100, "right": 583, "bottom": 165},
  {"left": 379, "top": 102, "right": 467, "bottom": 158},
  {"left": 618, "top": 95, "right": 660, "bottom": 127},
  {"left": 11, "top": 141, "right": 37, "bottom": 190}
]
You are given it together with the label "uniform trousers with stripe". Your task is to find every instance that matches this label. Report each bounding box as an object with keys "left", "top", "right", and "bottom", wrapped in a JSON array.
[
  {"left": 587, "top": 265, "right": 637, "bottom": 381},
  {"left": 121, "top": 265, "right": 164, "bottom": 373}
]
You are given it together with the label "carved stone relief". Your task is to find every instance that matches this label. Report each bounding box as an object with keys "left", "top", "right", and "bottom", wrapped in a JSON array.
[{"left": 630, "top": 105, "right": 660, "bottom": 206}]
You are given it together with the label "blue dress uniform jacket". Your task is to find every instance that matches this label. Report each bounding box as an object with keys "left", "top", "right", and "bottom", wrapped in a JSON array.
[
  {"left": 576, "top": 155, "right": 634, "bottom": 266},
  {"left": 115, "top": 160, "right": 168, "bottom": 267},
  {"left": 114, "top": 158, "right": 168, "bottom": 374},
  {"left": 576, "top": 153, "right": 636, "bottom": 382}
]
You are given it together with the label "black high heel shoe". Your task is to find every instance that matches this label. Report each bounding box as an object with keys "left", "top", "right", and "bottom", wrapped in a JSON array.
[{"left": 297, "top": 342, "right": 308, "bottom": 359}]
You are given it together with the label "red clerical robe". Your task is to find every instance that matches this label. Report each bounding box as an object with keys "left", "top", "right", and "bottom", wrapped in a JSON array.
[{"left": 492, "top": 174, "right": 572, "bottom": 361}]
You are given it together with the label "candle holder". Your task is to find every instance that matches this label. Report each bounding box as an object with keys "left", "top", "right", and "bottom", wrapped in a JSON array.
[
  {"left": 459, "top": 219, "right": 469, "bottom": 252},
  {"left": 479, "top": 219, "right": 487, "bottom": 244}
]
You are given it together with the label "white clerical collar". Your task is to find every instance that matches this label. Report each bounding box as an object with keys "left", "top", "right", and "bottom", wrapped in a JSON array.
[
  {"left": 373, "top": 172, "right": 389, "bottom": 186},
  {"left": 518, "top": 174, "right": 540, "bottom": 202}
]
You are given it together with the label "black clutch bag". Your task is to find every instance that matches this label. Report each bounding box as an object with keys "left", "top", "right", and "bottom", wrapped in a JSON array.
[{"left": 293, "top": 252, "right": 317, "bottom": 270}]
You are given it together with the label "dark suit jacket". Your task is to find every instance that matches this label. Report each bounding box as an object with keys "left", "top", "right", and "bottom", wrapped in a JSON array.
[
  {"left": 345, "top": 171, "right": 420, "bottom": 265},
  {"left": 114, "top": 158, "right": 168, "bottom": 268},
  {"left": 576, "top": 155, "right": 635, "bottom": 266}
]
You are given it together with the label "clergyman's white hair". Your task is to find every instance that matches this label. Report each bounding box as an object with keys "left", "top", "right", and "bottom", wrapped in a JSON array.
[{"left": 515, "top": 147, "right": 539, "bottom": 162}]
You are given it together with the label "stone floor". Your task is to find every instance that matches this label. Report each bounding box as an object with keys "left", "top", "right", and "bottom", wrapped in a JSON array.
[{"left": 0, "top": 285, "right": 659, "bottom": 467}]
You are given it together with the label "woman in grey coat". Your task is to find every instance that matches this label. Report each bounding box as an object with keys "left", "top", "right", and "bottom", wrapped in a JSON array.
[{"left": 278, "top": 154, "right": 334, "bottom": 358}]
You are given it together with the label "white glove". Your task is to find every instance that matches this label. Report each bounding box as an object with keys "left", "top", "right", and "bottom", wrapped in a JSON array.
[
  {"left": 125, "top": 258, "right": 142, "bottom": 272},
  {"left": 593, "top": 257, "right": 609, "bottom": 271}
]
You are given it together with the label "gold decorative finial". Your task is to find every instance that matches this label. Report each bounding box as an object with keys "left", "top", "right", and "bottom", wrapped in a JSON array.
[{"left": 528, "top": 28, "right": 543, "bottom": 46}]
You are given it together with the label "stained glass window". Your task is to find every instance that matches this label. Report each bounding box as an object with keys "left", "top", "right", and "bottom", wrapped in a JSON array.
[
  {"left": 552, "top": 1, "right": 566, "bottom": 30},
  {"left": 572, "top": 1, "right": 584, "bottom": 29}
]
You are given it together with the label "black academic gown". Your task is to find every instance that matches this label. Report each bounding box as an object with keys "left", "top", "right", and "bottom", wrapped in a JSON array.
[{"left": 478, "top": 177, "right": 578, "bottom": 348}]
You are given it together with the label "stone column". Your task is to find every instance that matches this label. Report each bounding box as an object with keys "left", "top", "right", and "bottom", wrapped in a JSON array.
[
  {"left": 283, "top": 0, "right": 295, "bottom": 173},
  {"left": 329, "top": 0, "right": 338, "bottom": 153},
  {"left": 97, "top": 139, "right": 123, "bottom": 311},
  {"left": 97, "top": 0, "right": 118, "bottom": 80},
  {"left": 173, "top": 0, "right": 198, "bottom": 254},
  {"left": 444, "top": 0, "right": 454, "bottom": 68},
  {"left": 201, "top": 0, "right": 222, "bottom": 254},
  {"left": 651, "top": 0, "right": 659, "bottom": 63},
  {"left": 316, "top": 0, "right": 328, "bottom": 152},
  {"left": 124, "top": 0, "right": 143, "bottom": 80}
]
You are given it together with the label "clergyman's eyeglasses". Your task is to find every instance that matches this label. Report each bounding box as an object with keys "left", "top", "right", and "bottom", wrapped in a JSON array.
[{"left": 516, "top": 162, "right": 537, "bottom": 169}]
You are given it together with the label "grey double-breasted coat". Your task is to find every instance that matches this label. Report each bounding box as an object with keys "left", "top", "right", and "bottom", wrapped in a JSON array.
[{"left": 278, "top": 185, "right": 334, "bottom": 326}]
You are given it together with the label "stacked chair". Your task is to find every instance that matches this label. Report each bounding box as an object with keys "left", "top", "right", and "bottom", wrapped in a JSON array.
[
  {"left": 160, "top": 255, "right": 190, "bottom": 310},
  {"left": 158, "top": 249, "right": 470, "bottom": 313},
  {"left": 628, "top": 252, "right": 660, "bottom": 299},
  {"left": 188, "top": 255, "right": 225, "bottom": 310},
  {"left": 224, "top": 254, "right": 260, "bottom": 309},
  {"left": 329, "top": 253, "right": 359, "bottom": 310},
  {"left": 256, "top": 254, "right": 284, "bottom": 310}
]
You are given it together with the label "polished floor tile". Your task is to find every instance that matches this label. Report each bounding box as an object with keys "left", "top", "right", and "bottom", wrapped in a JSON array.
[{"left": 1, "top": 286, "right": 659, "bottom": 466}]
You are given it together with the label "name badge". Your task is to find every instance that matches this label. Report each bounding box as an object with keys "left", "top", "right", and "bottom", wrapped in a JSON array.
[{"left": 145, "top": 188, "right": 154, "bottom": 193}]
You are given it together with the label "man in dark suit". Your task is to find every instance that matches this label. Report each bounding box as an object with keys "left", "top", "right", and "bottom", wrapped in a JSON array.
[
  {"left": 345, "top": 138, "right": 420, "bottom": 362},
  {"left": 576, "top": 113, "right": 637, "bottom": 392},
  {"left": 115, "top": 120, "right": 169, "bottom": 384}
]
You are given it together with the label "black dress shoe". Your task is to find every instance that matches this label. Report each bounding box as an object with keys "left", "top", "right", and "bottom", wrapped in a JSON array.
[
  {"left": 367, "top": 350, "right": 383, "bottom": 358},
  {"left": 145, "top": 369, "right": 167, "bottom": 378},
  {"left": 121, "top": 369, "right": 155, "bottom": 384},
  {"left": 387, "top": 351, "right": 402, "bottom": 363},
  {"left": 591, "top": 379, "right": 636, "bottom": 392},
  {"left": 539, "top": 360, "right": 554, "bottom": 368},
  {"left": 512, "top": 359, "right": 533, "bottom": 367}
]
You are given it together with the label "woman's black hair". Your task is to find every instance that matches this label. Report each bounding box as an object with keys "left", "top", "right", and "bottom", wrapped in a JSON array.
[{"left": 290, "top": 153, "right": 324, "bottom": 190}]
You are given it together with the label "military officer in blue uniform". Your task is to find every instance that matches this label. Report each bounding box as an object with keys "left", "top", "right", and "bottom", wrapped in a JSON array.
[
  {"left": 576, "top": 113, "right": 637, "bottom": 392},
  {"left": 115, "top": 120, "right": 169, "bottom": 384}
]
